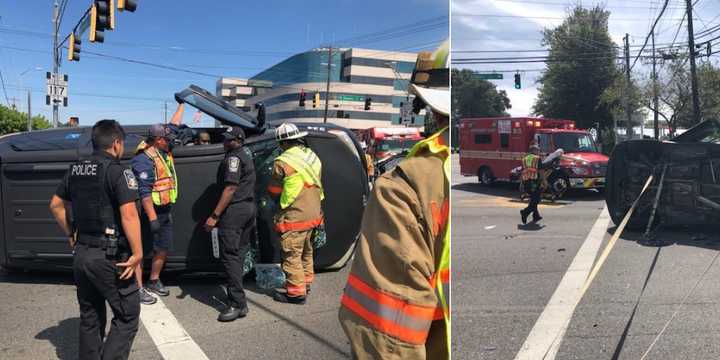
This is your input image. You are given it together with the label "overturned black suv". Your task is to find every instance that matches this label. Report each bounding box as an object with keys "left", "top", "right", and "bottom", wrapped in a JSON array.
[
  {"left": 606, "top": 119, "right": 720, "bottom": 230},
  {"left": 0, "top": 85, "right": 369, "bottom": 272}
]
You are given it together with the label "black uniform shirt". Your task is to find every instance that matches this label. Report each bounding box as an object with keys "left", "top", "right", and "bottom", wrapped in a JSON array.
[
  {"left": 56, "top": 151, "right": 139, "bottom": 208},
  {"left": 218, "top": 146, "right": 256, "bottom": 203}
]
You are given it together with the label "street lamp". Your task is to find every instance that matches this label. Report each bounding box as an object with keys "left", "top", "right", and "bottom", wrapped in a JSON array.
[{"left": 19, "top": 67, "right": 43, "bottom": 132}]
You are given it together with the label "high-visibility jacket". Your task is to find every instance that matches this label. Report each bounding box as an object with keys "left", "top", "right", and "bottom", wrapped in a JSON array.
[
  {"left": 521, "top": 153, "right": 540, "bottom": 182},
  {"left": 268, "top": 145, "right": 324, "bottom": 233},
  {"left": 339, "top": 126, "right": 450, "bottom": 359},
  {"left": 144, "top": 146, "right": 178, "bottom": 206}
]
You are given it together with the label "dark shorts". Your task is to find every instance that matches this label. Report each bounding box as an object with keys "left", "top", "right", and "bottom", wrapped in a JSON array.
[{"left": 153, "top": 208, "right": 173, "bottom": 252}]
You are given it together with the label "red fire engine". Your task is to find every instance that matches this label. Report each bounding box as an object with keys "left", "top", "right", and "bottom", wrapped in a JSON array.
[
  {"left": 361, "top": 127, "right": 424, "bottom": 160},
  {"left": 459, "top": 117, "right": 608, "bottom": 190}
]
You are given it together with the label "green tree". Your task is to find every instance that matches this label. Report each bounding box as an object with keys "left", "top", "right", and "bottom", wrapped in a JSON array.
[
  {"left": 0, "top": 104, "right": 51, "bottom": 135},
  {"left": 451, "top": 68, "right": 511, "bottom": 123},
  {"left": 533, "top": 6, "right": 618, "bottom": 134}
]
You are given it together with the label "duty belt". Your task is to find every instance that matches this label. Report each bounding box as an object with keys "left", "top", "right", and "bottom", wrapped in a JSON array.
[{"left": 77, "top": 234, "right": 108, "bottom": 248}]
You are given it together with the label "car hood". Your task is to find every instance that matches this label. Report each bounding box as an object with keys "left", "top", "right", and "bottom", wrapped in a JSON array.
[
  {"left": 174, "top": 85, "right": 265, "bottom": 134},
  {"left": 561, "top": 152, "right": 609, "bottom": 164}
]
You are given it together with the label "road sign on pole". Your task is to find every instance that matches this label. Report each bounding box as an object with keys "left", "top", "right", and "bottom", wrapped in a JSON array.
[
  {"left": 46, "top": 72, "right": 68, "bottom": 107},
  {"left": 473, "top": 73, "right": 504, "bottom": 80},
  {"left": 400, "top": 102, "right": 413, "bottom": 125}
]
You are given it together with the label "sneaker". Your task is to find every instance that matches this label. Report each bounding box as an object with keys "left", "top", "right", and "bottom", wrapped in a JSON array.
[
  {"left": 139, "top": 288, "right": 157, "bottom": 305},
  {"left": 273, "top": 291, "right": 306, "bottom": 305},
  {"left": 146, "top": 279, "right": 170, "bottom": 297}
]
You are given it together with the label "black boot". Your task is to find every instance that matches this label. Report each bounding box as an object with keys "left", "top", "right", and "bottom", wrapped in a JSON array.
[
  {"left": 273, "top": 291, "right": 306, "bottom": 305},
  {"left": 217, "top": 305, "right": 248, "bottom": 322},
  {"left": 520, "top": 209, "right": 528, "bottom": 224},
  {"left": 532, "top": 212, "right": 542, "bottom": 223}
]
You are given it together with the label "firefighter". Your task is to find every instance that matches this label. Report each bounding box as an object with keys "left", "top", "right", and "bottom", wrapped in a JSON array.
[
  {"left": 339, "top": 39, "right": 450, "bottom": 359},
  {"left": 362, "top": 142, "right": 375, "bottom": 180},
  {"left": 49, "top": 120, "right": 143, "bottom": 359},
  {"left": 131, "top": 124, "right": 178, "bottom": 302},
  {"left": 267, "top": 123, "right": 324, "bottom": 304},
  {"left": 204, "top": 126, "right": 256, "bottom": 322},
  {"left": 520, "top": 143, "right": 544, "bottom": 224}
]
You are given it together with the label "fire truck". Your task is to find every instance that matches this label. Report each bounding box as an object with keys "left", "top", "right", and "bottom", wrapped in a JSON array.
[
  {"left": 459, "top": 117, "right": 608, "bottom": 193},
  {"left": 361, "top": 127, "right": 423, "bottom": 160}
]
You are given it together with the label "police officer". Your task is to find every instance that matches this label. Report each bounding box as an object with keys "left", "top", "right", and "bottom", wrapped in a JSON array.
[
  {"left": 204, "top": 125, "right": 256, "bottom": 322},
  {"left": 520, "top": 143, "right": 544, "bottom": 224},
  {"left": 49, "top": 119, "right": 143, "bottom": 360}
]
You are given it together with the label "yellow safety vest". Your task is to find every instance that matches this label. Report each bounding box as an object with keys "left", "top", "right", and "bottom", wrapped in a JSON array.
[
  {"left": 407, "top": 126, "right": 451, "bottom": 351},
  {"left": 144, "top": 146, "right": 178, "bottom": 206},
  {"left": 276, "top": 145, "right": 324, "bottom": 209},
  {"left": 521, "top": 154, "right": 540, "bottom": 181}
]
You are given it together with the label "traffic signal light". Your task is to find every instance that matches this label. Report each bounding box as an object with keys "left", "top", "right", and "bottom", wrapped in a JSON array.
[
  {"left": 299, "top": 90, "right": 306, "bottom": 107},
  {"left": 313, "top": 92, "right": 320, "bottom": 108},
  {"left": 67, "top": 33, "right": 81, "bottom": 61},
  {"left": 117, "top": 0, "right": 137, "bottom": 12},
  {"left": 364, "top": 97, "right": 372, "bottom": 110},
  {"left": 514, "top": 73, "right": 521, "bottom": 89},
  {"left": 89, "top": 1, "right": 112, "bottom": 43}
]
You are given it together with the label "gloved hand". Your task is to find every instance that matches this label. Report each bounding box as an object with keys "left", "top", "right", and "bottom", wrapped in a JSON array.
[{"left": 150, "top": 219, "right": 162, "bottom": 234}]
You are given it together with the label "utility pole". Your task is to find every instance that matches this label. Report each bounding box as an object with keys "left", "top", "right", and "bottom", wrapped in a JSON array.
[
  {"left": 164, "top": 101, "right": 168, "bottom": 123},
  {"left": 652, "top": 30, "right": 659, "bottom": 140},
  {"left": 624, "top": 34, "right": 632, "bottom": 138},
  {"left": 323, "top": 46, "right": 332, "bottom": 124},
  {"left": 686, "top": 0, "right": 701, "bottom": 124},
  {"left": 27, "top": 90, "right": 32, "bottom": 132},
  {"left": 52, "top": 0, "right": 59, "bottom": 128}
]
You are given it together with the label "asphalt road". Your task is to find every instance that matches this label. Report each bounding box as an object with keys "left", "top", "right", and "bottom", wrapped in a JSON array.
[
  {"left": 0, "top": 266, "right": 352, "bottom": 359},
  {"left": 451, "top": 153, "right": 720, "bottom": 360}
]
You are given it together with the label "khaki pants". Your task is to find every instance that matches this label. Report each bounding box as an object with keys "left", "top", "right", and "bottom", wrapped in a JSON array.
[{"left": 280, "top": 229, "right": 314, "bottom": 297}]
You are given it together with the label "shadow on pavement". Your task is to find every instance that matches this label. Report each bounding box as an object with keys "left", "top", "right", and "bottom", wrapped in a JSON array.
[
  {"left": 611, "top": 225, "right": 720, "bottom": 251},
  {"left": 246, "top": 297, "right": 351, "bottom": 359},
  {"left": 0, "top": 269, "right": 74, "bottom": 285},
  {"left": 452, "top": 181, "right": 604, "bottom": 204},
  {"left": 517, "top": 223, "right": 546, "bottom": 231},
  {"left": 173, "top": 272, "right": 275, "bottom": 313},
  {"left": 35, "top": 317, "right": 79, "bottom": 360}
]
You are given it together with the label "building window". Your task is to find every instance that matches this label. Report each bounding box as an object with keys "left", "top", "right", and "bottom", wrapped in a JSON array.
[
  {"left": 349, "top": 76, "right": 394, "bottom": 87},
  {"left": 394, "top": 79, "right": 410, "bottom": 91},
  {"left": 475, "top": 134, "right": 492, "bottom": 144}
]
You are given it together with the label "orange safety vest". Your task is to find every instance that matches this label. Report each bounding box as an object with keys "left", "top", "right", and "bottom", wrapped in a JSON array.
[
  {"left": 144, "top": 146, "right": 177, "bottom": 206},
  {"left": 521, "top": 153, "right": 540, "bottom": 181}
]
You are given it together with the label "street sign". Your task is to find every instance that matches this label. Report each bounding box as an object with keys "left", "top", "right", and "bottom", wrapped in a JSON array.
[
  {"left": 46, "top": 72, "right": 68, "bottom": 107},
  {"left": 473, "top": 73, "right": 503, "bottom": 80},
  {"left": 337, "top": 94, "right": 364, "bottom": 102}
]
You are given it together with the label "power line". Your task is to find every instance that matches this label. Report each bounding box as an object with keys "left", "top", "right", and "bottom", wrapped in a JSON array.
[
  {"left": 630, "top": 0, "right": 671, "bottom": 71},
  {"left": 490, "top": 0, "right": 686, "bottom": 10},
  {"left": 452, "top": 13, "right": 684, "bottom": 21}
]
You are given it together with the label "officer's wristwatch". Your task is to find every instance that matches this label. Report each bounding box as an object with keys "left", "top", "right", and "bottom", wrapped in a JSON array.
[{"left": 210, "top": 213, "right": 219, "bottom": 220}]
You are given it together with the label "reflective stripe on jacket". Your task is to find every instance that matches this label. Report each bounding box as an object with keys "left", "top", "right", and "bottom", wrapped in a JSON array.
[
  {"left": 276, "top": 145, "right": 324, "bottom": 209},
  {"left": 339, "top": 126, "right": 450, "bottom": 359},
  {"left": 521, "top": 153, "right": 540, "bottom": 181},
  {"left": 144, "top": 146, "right": 177, "bottom": 206}
]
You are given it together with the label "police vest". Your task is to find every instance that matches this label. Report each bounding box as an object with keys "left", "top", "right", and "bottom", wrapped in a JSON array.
[
  {"left": 521, "top": 154, "right": 540, "bottom": 181},
  {"left": 144, "top": 146, "right": 178, "bottom": 206},
  {"left": 407, "top": 126, "right": 451, "bottom": 352},
  {"left": 276, "top": 145, "right": 323, "bottom": 209},
  {"left": 67, "top": 156, "right": 117, "bottom": 236}
]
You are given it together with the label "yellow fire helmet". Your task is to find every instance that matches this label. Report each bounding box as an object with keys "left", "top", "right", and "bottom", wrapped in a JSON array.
[{"left": 409, "top": 39, "right": 449, "bottom": 117}]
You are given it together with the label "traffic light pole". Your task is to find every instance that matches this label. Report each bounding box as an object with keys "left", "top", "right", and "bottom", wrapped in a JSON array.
[
  {"left": 323, "top": 46, "right": 332, "bottom": 124},
  {"left": 686, "top": 0, "right": 701, "bottom": 124},
  {"left": 52, "top": 0, "right": 60, "bottom": 128},
  {"left": 27, "top": 90, "right": 32, "bottom": 132}
]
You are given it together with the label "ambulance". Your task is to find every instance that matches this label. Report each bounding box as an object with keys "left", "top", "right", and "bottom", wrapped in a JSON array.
[
  {"left": 361, "top": 127, "right": 423, "bottom": 160},
  {"left": 459, "top": 117, "right": 608, "bottom": 191}
]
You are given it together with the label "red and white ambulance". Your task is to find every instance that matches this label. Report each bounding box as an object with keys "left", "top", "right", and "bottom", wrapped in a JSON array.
[
  {"left": 361, "top": 127, "right": 424, "bottom": 160},
  {"left": 459, "top": 117, "right": 608, "bottom": 190}
]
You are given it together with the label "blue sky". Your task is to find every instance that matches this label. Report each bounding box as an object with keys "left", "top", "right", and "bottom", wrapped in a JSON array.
[{"left": 0, "top": 0, "right": 447, "bottom": 127}]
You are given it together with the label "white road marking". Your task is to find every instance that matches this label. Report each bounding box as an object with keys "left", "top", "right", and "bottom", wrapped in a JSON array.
[
  {"left": 514, "top": 205, "right": 611, "bottom": 360},
  {"left": 140, "top": 297, "right": 210, "bottom": 360}
]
